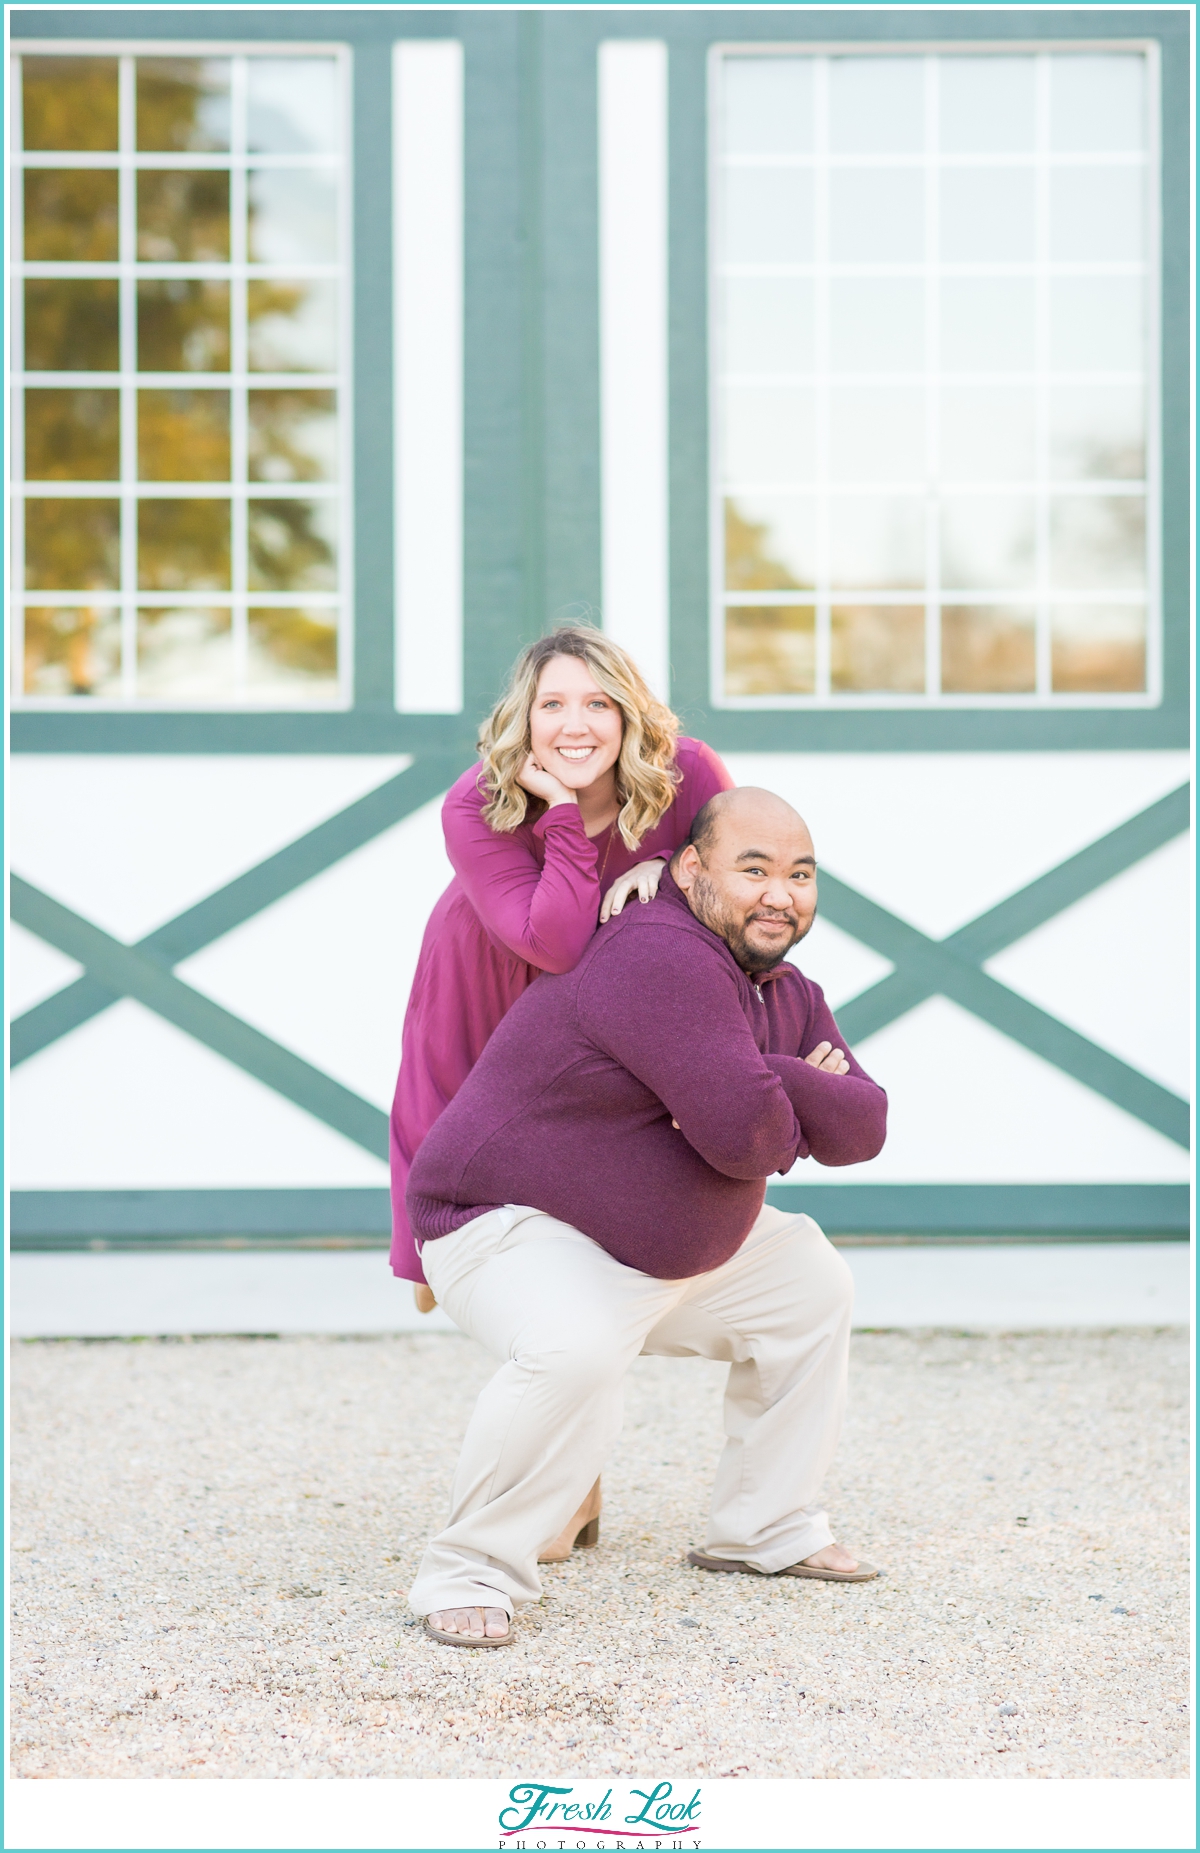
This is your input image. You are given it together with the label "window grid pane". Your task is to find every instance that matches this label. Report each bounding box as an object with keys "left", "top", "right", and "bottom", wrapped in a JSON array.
[
  {"left": 11, "top": 46, "right": 348, "bottom": 708},
  {"left": 712, "top": 48, "right": 1154, "bottom": 707}
]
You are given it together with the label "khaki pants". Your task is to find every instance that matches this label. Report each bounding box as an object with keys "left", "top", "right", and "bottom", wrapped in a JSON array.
[{"left": 409, "top": 1201, "right": 854, "bottom": 1619}]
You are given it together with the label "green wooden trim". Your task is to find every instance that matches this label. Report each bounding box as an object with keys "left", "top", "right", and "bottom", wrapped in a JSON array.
[
  {"left": 1158, "top": 5, "right": 1194, "bottom": 726},
  {"left": 351, "top": 19, "right": 398, "bottom": 712},
  {"left": 462, "top": 12, "right": 535, "bottom": 717},
  {"left": 947, "top": 786, "right": 1192, "bottom": 962},
  {"left": 542, "top": 14, "right": 603, "bottom": 623},
  {"left": 829, "top": 913, "right": 1190, "bottom": 1147},
  {"left": 682, "top": 707, "right": 1192, "bottom": 756},
  {"left": 765, "top": 1182, "right": 1191, "bottom": 1237},
  {"left": 11, "top": 769, "right": 1190, "bottom": 1148},
  {"left": 9, "top": 1183, "right": 1189, "bottom": 1251},
  {"left": 11, "top": 1188, "right": 392, "bottom": 1241},
  {"left": 825, "top": 786, "right": 1192, "bottom": 1151},
  {"left": 666, "top": 21, "right": 713, "bottom": 744},
  {"left": 10, "top": 752, "right": 469, "bottom": 1065},
  {"left": 518, "top": 13, "right": 548, "bottom": 645},
  {"left": 10, "top": 877, "right": 390, "bottom": 1159},
  {"left": 10, "top": 711, "right": 478, "bottom": 755}
]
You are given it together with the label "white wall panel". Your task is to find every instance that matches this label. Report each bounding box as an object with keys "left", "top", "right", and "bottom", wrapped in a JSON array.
[
  {"left": 786, "top": 995, "right": 1190, "bottom": 1185},
  {"left": 178, "top": 792, "right": 453, "bottom": 1110},
  {"left": 986, "top": 833, "right": 1192, "bottom": 1099},
  {"left": 724, "top": 751, "right": 1190, "bottom": 939},
  {"left": 787, "top": 915, "right": 894, "bottom": 1011},
  {"left": 393, "top": 39, "right": 463, "bottom": 714},
  {"left": 599, "top": 40, "right": 670, "bottom": 702},
  {"left": 9, "top": 922, "right": 84, "bottom": 1017},
  {"left": 10, "top": 999, "right": 389, "bottom": 1189},
  {"left": 10, "top": 755, "right": 411, "bottom": 942}
]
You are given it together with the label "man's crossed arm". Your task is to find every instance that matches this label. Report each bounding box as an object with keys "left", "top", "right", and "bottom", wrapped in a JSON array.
[{"left": 579, "top": 932, "right": 886, "bottom": 1179}]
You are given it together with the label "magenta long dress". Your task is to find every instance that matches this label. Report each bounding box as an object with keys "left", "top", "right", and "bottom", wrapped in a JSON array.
[{"left": 388, "top": 736, "right": 734, "bottom": 1280}]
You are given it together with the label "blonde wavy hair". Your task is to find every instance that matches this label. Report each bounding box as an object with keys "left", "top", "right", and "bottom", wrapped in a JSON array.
[{"left": 477, "top": 627, "right": 680, "bottom": 850}]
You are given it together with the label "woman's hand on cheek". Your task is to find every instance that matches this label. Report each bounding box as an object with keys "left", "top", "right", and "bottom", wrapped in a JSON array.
[
  {"left": 600, "top": 857, "right": 667, "bottom": 922},
  {"left": 517, "top": 752, "right": 579, "bottom": 811}
]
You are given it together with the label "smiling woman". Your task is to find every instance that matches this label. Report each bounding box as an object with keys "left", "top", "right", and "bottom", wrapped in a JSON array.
[
  {"left": 475, "top": 626, "right": 681, "bottom": 851},
  {"left": 387, "top": 626, "right": 734, "bottom": 1290}
]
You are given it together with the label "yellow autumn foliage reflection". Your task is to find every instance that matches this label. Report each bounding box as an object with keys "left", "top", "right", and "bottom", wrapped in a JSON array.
[
  {"left": 25, "top": 500, "right": 120, "bottom": 590},
  {"left": 137, "top": 171, "right": 230, "bottom": 262},
  {"left": 24, "top": 280, "right": 119, "bottom": 371},
  {"left": 23, "top": 56, "right": 118, "bottom": 151},
  {"left": 138, "top": 501, "right": 231, "bottom": 590},
  {"left": 138, "top": 391, "right": 231, "bottom": 482},
  {"left": 18, "top": 49, "right": 343, "bottom": 703},
  {"left": 136, "top": 58, "right": 231, "bottom": 153},
  {"left": 24, "top": 171, "right": 118, "bottom": 261},
  {"left": 137, "top": 281, "right": 231, "bottom": 372},
  {"left": 25, "top": 390, "right": 120, "bottom": 481},
  {"left": 22, "top": 606, "right": 121, "bottom": 698}
]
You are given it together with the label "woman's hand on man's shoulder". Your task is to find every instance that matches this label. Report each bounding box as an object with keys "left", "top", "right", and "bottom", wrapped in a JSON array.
[{"left": 600, "top": 858, "right": 667, "bottom": 923}]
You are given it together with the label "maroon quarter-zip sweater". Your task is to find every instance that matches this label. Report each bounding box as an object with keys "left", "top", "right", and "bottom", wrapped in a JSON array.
[{"left": 407, "top": 869, "right": 887, "bottom": 1279}]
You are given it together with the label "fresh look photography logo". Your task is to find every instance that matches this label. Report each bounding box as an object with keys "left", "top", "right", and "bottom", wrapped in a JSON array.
[{"left": 499, "top": 1781, "right": 703, "bottom": 1847}]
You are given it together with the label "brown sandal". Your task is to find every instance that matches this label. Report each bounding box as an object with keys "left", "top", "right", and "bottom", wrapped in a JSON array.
[
  {"left": 687, "top": 1548, "right": 879, "bottom": 1583},
  {"left": 538, "top": 1478, "right": 602, "bottom": 1563},
  {"left": 422, "top": 1613, "right": 513, "bottom": 1648}
]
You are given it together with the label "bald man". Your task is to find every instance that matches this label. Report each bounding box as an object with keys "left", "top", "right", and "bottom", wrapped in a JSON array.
[{"left": 407, "top": 788, "right": 888, "bottom": 1645}]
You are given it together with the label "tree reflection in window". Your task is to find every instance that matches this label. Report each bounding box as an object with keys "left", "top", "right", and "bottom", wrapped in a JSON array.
[
  {"left": 15, "top": 47, "right": 344, "bottom": 704},
  {"left": 714, "top": 48, "right": 1153, "bottom": 704}
]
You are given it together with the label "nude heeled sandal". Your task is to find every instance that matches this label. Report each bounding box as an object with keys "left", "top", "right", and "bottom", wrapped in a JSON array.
[
  {"left": 537, "top": 1479, "right": 602, "bottom": 1563},
  {"left": 687, "top": 1547, "right": 879, "bottom": 1583}
]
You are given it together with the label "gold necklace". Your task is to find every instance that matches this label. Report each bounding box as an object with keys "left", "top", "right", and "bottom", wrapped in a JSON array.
[
  {"left": 598, "top": 827, "right": 614, "bottom": 886},
  {"left": 582, "top": 781, "right": 621, "bottom": 886}
]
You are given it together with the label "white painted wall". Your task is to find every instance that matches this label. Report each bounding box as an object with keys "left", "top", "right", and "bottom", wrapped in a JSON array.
[
  {"left": 598, "top": 40, "right": 670, "bottom": 702},
  {"left": 178, "top": 794, "right": 453, "bottom": 1110},
  {"left": 393, "top": 39, "right": 463, "bottom": 715},
  {"left": 722, "top": 750, "right": 1189, "bottom": 939},
  {"left": 985, "top": 831, "right": 1192, "bottom": 1098},
  {"left": 8, "top": 754, "right": 411, "bottom": 940},
  {"left": 11, "top": 1000, "right": 389, "bottom": 1189}
]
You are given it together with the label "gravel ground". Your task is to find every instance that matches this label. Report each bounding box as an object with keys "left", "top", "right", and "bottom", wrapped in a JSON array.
[{"left": 10, "top": 1328, "right": 1190, "bottom": 1780}]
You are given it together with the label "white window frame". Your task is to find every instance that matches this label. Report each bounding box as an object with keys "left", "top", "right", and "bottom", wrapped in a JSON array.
[
  {"left": 707, "top": 39, "right": 1163, "bottom": 711},
  {"left": 8, "top": 37, "right": 354, "bottom": 710}
]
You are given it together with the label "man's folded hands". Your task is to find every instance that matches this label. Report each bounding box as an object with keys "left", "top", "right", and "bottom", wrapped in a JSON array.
[{"left": 803, "top": 1040, "right": 850, "bottom": 1076}]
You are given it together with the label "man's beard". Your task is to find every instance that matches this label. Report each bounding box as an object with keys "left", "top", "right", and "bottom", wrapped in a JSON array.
[{"left": 690, "top": 873, "right": 809, "bottom": 973}]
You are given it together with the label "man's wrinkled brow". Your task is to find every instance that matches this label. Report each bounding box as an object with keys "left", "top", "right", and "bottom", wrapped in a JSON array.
[{"left": 733, "top": 848, "right": 817, "bottom": 866}]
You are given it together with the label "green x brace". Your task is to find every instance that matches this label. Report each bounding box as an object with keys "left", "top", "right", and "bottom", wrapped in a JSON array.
[{"left": 9, "top": 763, "right": 1190, "bottom": 1156}]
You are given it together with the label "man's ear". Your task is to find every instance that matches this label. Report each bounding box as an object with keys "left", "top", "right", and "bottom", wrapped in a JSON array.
[{"left": 673, "top": 843, "right": 701, "bottom": 892}]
